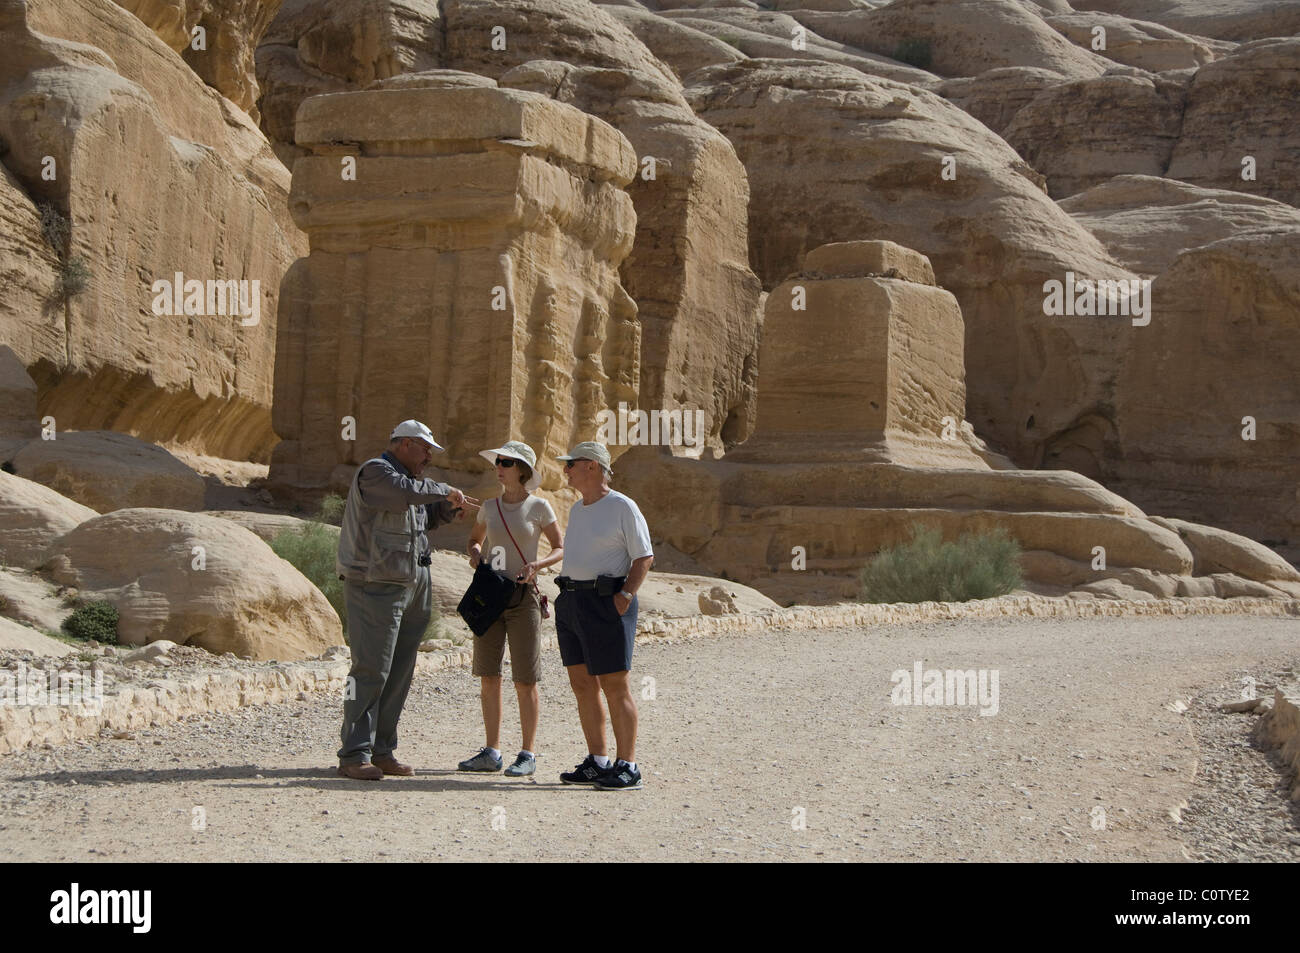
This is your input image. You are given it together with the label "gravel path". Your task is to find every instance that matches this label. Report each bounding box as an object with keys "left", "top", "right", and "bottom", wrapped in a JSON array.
[{"left": 1, "top": 615, "right": 1297, "bottom": 862}]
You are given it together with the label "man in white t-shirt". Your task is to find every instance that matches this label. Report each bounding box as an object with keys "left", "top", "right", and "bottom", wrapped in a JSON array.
[{"left": 553, "top": 441, "right": 654, "bottom": 791}]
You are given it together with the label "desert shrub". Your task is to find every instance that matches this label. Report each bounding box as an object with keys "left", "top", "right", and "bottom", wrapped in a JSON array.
[
  {"left": 893, "top": 37, "right": 932, "bottom": 70},
  {"left": 37, "top": 202, "right": 69, "bottom": 253},
  {"left": 55, "top": 256, "right": 91, "bottom": 299},
  {"left": 859, "top": 524, "right": 1022, "bottom": 604},
  {"left": 318, "top": 493, "right": 345, "bottom": 525},
  {"left": 62, "top": 600, "right": 119, "bottom": 643},
  {"left": 271, "top": 519, "right": 347, "bottom": 639},
  {"left": 272, "top": 497, "right": 447, "bottom": 643}
]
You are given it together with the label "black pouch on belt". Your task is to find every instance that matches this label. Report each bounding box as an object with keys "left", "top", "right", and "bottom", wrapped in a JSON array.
[{"left": 595, "top": 574, "right": 626, "bottom": 597}]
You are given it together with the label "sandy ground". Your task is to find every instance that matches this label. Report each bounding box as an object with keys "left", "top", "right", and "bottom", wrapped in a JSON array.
[{"left": 0, "top": 614, "right": 1297, "bottom": 862}]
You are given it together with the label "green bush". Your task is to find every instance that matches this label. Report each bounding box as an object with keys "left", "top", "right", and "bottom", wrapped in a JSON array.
[
  {"left": 271, "top": 519, "right": 348, "bottom": 640},
  {"left": 859, "top": 524, "right": 1022, "bottom": 604},
  {"left": 271, "top": 498, "right": 446, "bottom": 644},
  {"left": 893, "top": 37, "right": 932, "bottom": 70},
  {"left": 62, "top": 600, "right": 120, "bottom": 643}
]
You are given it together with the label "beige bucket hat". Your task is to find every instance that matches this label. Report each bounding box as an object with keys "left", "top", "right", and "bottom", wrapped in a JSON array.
[{"left": 480, "top": 440, "right": 541, "bottom": 491}]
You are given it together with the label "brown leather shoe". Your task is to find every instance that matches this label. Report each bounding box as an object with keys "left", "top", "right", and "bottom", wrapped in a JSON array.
[
  {"left": 372, "top": 755, "right": 414, "bottom": 777},
  {"left": 337, "top": 762, "right": 384, "bottom": 781}
]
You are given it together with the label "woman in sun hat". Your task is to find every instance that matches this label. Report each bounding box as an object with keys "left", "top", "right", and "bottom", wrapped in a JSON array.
[{"left": 457, "top": 440, "right": 563, "bottom": 777}]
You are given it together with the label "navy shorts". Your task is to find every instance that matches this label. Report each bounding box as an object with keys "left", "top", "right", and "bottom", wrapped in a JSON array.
[{"left": 556, "top": 588, "right": 637, "bottom": 676}]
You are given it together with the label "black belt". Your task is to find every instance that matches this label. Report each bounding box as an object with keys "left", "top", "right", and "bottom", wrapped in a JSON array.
[{"left": 556, "top": 575, "right": 627, "bottom": 592}]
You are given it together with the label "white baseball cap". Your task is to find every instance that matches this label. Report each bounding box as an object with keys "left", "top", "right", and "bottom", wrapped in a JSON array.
[{"left": 390, "top": 419, "right": 444, "bottom": 451}]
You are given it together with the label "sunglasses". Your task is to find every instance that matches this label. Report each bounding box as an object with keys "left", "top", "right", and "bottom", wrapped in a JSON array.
[
  {"left": 564, "top": 459, "right": 593, "bottom": 469},
  {"left": 494, "top": 458, "right": 517, "bottom": 468}
]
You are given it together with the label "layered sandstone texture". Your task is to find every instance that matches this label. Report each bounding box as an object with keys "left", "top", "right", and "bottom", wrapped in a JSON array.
[
  {"left": 0, "top": 0, "right": 302, "bottom": 463},
  {"left": 257, "top": 0, "right": 763, "bottom": 458},
  {"left": 114, "top": 0, "right": 285, "bottom": 116},
  {"left": 615, "top": 242, "right": 1300, "bottom": 605},
  {"left": 268, "top": 82, "right": 641, "bottom": 497}
]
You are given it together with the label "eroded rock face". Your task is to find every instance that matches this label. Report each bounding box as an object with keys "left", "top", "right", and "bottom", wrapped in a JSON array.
[
  {"left": 1045, "top": 12, "right": 1224, "bottom": 72},
  {"left": 1106, "top": 228, "right": 1300, "bottom": 543},
  {"left": 1166, "top": 38, "right": 1300, "bottom": 209},
  {"left": 1060, "top": 175, "right": 1300, "bottom": 276},
  {"left": 788, "top": 0, "right": 1110, "bottom": 79},
  {"left": 650, "top": 6, "right": 939, "bottom": 85},
  {"left": 683, "top": 58, "right": 1129, "bottom": 469},
  {"left": 115, "top": 0, "right": 285, "bottom": 115},
  {"left": 0, "top": 470, "right": 97, "bottom": 569},
  {"left": 613, "top": 241, "right": 1201, "bottom": 600},
  {"left": 730, "top": 240, "right": 985, "bottom": 468},
  {"left": 999, "top": 71, "right": 1188, "bottom": 199},
  {"left": 0, "top": 345, "right": 39, "bottom": 459},
  {"left": 499, "top": 60, "right": 762, "bottom": 454},
  {"left": 268, "top": 83, "right": 640, "bottom": 496},
  {"left": 257, "top": 1, "right": 763, "bottom": 457},
  {"left": 0, "top": 0, "right": 300, "bottom": 463},
  {"left": 936, "top": 66, "right": 1065, "bottom": 136},
  {"left": 46, "top": 508, "right": 342, "bottom": 659},
  {"left": 1068, "top": 0, "right": 1300, "bottom": 42},
  {"left": 13, "top": 430, "right": 207, "bottom": 513}
]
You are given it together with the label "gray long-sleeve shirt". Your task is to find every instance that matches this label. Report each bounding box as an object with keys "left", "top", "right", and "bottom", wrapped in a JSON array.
[{"left": 355, "top": 452, "right": 461, "bottom": 561}]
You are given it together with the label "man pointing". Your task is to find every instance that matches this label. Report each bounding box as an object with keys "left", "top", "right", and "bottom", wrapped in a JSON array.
[{"left": 335, "top": 420, "right": 479, "bottom": 780}]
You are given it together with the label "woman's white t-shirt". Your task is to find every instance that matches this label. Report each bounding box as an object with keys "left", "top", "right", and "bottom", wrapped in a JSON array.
[{"left": 476, "top": 495, "right": 558, "bottom": 576}]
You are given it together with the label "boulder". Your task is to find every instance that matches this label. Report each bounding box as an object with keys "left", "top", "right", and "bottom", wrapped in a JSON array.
[
  {"left": 205, "top": 509, "right": 331, "bottom": 543},
  {"left": 698, "top": 585, "right": 739, "bottom": 615},
  {"left": 1, "top": 0, "right": 300, "bottom": 463},
  {"left": 1210, "top": 573, "right": 1286, "bottom": 599},
  {"left": 1150, "top": 517, "right": 1300, "bottom": 583},
  {"left": 14, "top": 431, "right": 206, "bottom": 513},
  {"left": 1060, "top": 175, "right": 1300, "bottom": 276},
  {"left": 45, "top": 508, "right": 342, "bottom": 659},
  {"left": 0, "top": 470, "right": 97, "bottom": 569},
  {"left": 1072, "top": 577, "right": 1156, "bottom": 600},
  {"left": 1164, "top": 39, "right": 1300, "bottom": 209}
]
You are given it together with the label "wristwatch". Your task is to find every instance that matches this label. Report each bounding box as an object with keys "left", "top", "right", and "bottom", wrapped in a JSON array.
[{"left": 618, "top": 589, "right": 635, "bottom": 600}]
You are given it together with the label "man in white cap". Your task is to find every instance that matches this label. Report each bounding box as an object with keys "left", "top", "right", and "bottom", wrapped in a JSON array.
[
  {"left": 553, "top": 441, "right": 654, "bottom": 791},
  {"left": 335, "top": 419, "right": 479, "bottom": 780}
]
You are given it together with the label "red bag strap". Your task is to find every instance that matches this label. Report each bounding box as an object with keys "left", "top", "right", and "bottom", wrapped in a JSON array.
[{"left": 496, "top": 497, "right": 543, "bottom": 599}]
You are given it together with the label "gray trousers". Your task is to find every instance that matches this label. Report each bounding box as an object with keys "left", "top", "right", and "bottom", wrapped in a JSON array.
[{"left": 337, "top": 568, "right": 431, "bottom": 765}]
